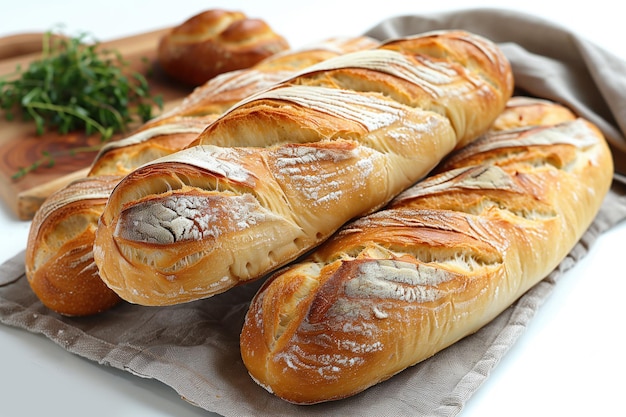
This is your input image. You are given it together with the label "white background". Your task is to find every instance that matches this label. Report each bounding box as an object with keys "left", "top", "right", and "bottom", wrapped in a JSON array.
[{"left": 1, "top": 1, "right": 625, "bottom": 416}]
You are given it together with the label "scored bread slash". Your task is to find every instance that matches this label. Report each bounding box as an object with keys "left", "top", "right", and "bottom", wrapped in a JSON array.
[
  {"left": 90, "top": 36, "right": 382, "bottom": 178},
  {"left": 25, "top": 175, "right": 124, "bottom": 316}
]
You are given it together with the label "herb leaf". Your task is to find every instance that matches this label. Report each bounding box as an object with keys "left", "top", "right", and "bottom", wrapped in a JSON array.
[{"left": 0, "top": 28, "right": 163, "bottom": 178}]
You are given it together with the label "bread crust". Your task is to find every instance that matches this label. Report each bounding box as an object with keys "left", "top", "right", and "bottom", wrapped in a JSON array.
[
  {"left": 90, "top": 36, "right": 380, "bottom": 177},
  {"left": 157, "top": 9, "right": 290, "bottom": 85},
  {"left": 239, "top": 100, "right": 613, "bottom": 404},
  {"left": 93, "top": 30, "right": 513, "bottom": 306},
  {"left": 25, "top": 176, "right": 123, "bottom": 316}
]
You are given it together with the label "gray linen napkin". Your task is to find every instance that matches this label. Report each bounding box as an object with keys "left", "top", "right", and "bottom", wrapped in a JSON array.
[{"left": 1, "top": 8, "right": 626, "bottom": 417}]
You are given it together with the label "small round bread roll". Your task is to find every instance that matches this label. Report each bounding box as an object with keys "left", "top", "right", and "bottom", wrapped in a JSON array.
[{"left": 158, "top": 9, "right": 290, "bottom": 86}]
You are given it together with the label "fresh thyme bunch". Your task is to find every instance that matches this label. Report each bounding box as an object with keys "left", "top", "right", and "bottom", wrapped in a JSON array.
[{"left": 0, "top": 28, "right": 163, "bottom": 178}]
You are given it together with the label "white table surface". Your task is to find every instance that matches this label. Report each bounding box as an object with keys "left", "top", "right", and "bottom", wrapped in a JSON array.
[{"left": 1, "top": 1, "right": 625, "bottom": 416}]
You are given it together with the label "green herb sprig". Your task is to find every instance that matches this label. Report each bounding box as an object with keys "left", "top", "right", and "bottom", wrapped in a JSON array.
[{"left": 0, "top": 28, "right": 163, "bottom": 178}]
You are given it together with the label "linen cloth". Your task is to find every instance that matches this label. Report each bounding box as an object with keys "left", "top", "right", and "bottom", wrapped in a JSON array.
[{"left": 1, "top": 8, "right": 626, "bottom": 417}]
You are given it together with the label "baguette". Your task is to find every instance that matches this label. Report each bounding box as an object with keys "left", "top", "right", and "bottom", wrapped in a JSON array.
[
  {"left": 239, "top": 100, "right": 613, "bottom": 404},
  {"left": 93, "top": 30, "right": 513, "bottom": 306},
  {"left": 25, "top": 176, "right": 123, "bottom": 316},
  {"left": 25, "top": 37, "right": 379, "bottom": 316}
]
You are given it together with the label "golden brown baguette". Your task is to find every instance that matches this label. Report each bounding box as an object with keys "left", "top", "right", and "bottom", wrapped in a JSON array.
[
  {"left": 93, "top": 30, "right": 514, "bottom": 307},
  {"left": 25, "top": 37, "right": 379, "bottom": 316},
  {"left": 239, "top": 102, "right": 613, "bottom": 404},
  {"left": 157, "top": 9, "right": 290, "bottom": 86},
  {"left": 25, "top": 176, "right": 123, "bottom": 316}
]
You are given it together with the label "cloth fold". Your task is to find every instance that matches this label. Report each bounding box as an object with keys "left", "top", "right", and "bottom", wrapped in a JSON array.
[{"left": 1, "top": 8, "right": 626, "bottom": 417}]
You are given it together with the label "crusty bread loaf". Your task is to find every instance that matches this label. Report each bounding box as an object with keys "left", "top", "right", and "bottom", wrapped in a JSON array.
[
  {"left": 25, "top": 176, "right": 123, "bottom": 316},
  {"left": 158, "top": 9, "right": 290, "bottom": 86},
  {"left": 239, "top": 100, "right": 613, "bottom": 404},
  {"left": 25, "top": 36, "right": 380, "bottom": 316},
  {"left": 93, "top": 30, "right": 514, "bottom": 307}
]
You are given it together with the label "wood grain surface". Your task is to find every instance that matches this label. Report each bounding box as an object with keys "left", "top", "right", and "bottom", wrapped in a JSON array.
[{"left": 0, "top": 28, "right": 193, "bottom": 220}]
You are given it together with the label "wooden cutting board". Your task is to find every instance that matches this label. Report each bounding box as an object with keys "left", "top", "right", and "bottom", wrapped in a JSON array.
[{"left": 0, "top": 28, "right": 195, "bottom": 220}]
